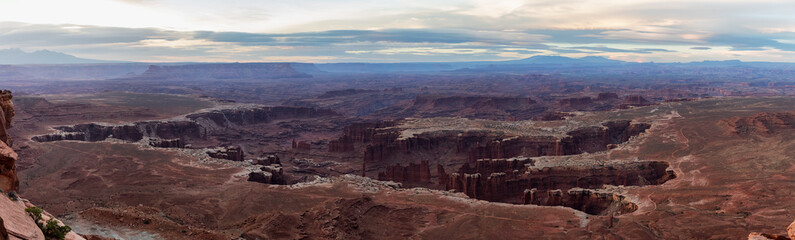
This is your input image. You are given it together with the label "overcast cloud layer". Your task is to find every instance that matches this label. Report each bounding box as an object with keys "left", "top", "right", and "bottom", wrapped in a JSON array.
[{"left": 0, "top": 0, "right": 793, "bottom": 62}]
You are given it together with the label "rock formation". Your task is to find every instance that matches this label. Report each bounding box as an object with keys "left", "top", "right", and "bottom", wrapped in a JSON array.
[
  {"left": 620, "top": 95, "right": 653, "bottom": 108},
  {"left": 148, "top": 138, "right": 184, "bottom": 148},
  {"left": 442, "top": 160, "right": 675, "bottom": 211},
  {"left": 359, "top": 120, "right": 650, "bottom": 164},
  {"left": 206, "top": 146, "right": 244, "bottom": 161},
  {"left": 32, "top": 106, "right": 339, "bottom": 147},
  {"left": 596, "top": 92, "right": 619, "bottom": 101},
  {"left": 522, "top": 188, "right": 638, "bottom": 215},
  {"left": 0, "top": 90, "right": 82, "bottom": 239},
  {"left": 748, "top": 219, "right": 795, "bottom": 240},
  {"left": 789, "top": 220, "right": 795, "bottom": 239},
  {"left": 254, "top": 155, "right": 280, "bottom": 165},
  {"left": 0, "top": 90, "right": 16, "bottom": 192},
  {"left": 248, "top": 165, "right": 285, "bottom": 184}
]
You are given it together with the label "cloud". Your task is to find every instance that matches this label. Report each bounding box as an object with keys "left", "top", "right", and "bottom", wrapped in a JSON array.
[
  {"left": 690, "top": 47, "right": 711, "bottom": 50},
  {"left": 566, "top": 46, "right": 676, "bottom": 54}
]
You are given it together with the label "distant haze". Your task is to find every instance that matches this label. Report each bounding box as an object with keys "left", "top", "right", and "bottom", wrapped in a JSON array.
[{"left": 0, "top": 0, "right": 793, "bottom": 63}]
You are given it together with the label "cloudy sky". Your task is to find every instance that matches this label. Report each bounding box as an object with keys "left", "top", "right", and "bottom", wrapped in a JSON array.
[{"left": 0, "top": 0, "right": 793, "bottom": 62}]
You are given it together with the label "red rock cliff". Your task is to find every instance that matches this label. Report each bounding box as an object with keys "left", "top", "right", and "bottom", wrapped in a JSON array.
[{"left": 0, "top": 90, "right": 16, "bottom": 192}]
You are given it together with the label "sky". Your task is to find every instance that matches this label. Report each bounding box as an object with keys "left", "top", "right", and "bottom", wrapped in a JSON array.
[{"left": 0, "top": 0, "right": 793, "bottom": 63}]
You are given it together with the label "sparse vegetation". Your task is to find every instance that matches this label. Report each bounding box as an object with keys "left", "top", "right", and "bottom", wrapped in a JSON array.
[{"left": 25, "top": 207, "right": 72, "bottom": 240}]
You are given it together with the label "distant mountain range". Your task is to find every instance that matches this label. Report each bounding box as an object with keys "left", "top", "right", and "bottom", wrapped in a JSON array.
[{"left": 0, "top": 48, "right": 122, "bottom": 64}]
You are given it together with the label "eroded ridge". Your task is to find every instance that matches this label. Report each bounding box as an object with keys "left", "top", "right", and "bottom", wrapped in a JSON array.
[
  {"left": 31, "top": 105, "right": 339, "bottom": 144},
  {"left": 440, "top": 159, "right": 675, "bottom": 215},
  {"left": 329, "top": 117, "right": 673, "bottom": 215}
]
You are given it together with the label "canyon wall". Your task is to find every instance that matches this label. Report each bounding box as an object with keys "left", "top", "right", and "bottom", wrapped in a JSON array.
[
  {"left": 442, "top": 160, "right": 675, "bottom": 203},
  {"left": 376, "top": 160, "right": 431, "bottom": 184}
]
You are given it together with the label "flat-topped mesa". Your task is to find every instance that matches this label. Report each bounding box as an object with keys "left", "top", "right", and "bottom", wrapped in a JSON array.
[
  {"left": 443, "top": 160, "right": 676, "bottom": 204},
  {"left": 136, "top": 63, "right": 311, "bottom": 80},
  {"left": 726, "top": 111, "right": 795, "bottom": 136},
  {"left": 558, "top": 97, "right": 593, "bottom": 107},
  {"left": 522, "top": 188, "right": 639, "bottom": 215},
  {"left": 619, "top": 95, "right": 653, "bottom": 108},
  {"left": 377, "top": 160, "right": 431, "bottom": 185},
  {"left": 596, "top": 92, "right": 619, "bottom": 101},
  {"left": 32, "top": 121, "right": 203, "bottom": 143},
  {"left": 0, "top": 89, "right": 16, "bottom": 192},
  {"left": 186, "top": 106, "right": 339, "bottom": 130},
  {"left": 32, "top": 105, "right": 339, "bottom": 145},
  {"left": 361, "top": 120, "right": 650, "bottom": 164}
]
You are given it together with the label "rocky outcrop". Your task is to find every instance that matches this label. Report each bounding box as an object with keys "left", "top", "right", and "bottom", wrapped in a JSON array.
[
  {"left": 206, "top": 146, "right": 244, "bottom": 161},
  {"left": 377, "top": 161, "right": 431, "bottom": 184},
  {"left": 747, "top": 233, "right": 790, "bottom": 240},
  {"left": 726, "top": 111, "right": 795, "bottom": 136},
  {"left": 521, "top": 188, "right": 638, "bottom": 215},
  {"left": 254, "top": 155, "right": 280, "bottom": 165},
  {"left": 136, "top": 63, "right": 311, "bottom": 80},
  {"left": 749, "top": 219, "right": 795, "bottom": 240},
  {"left": 248, "top": 165, "right": 285, "bottom": 184},
  {"left": 789, "top": 220, "right": 795, "bottom": 239},
  {"left": 0, "top": 90, "right": 16, "bottom": 192},
  {"left": 148, "top": 138, "right": 183, "bottom": 148},
  {"left": 0, "top": 90, "right": 81, "bottom": 240},
  {"left": 442, "top": 160, "right": 675, "bottom": 207}
]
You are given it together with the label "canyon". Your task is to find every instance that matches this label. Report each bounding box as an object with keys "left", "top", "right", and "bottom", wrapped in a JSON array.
[{"left": 0, "top": 60, "right": 792, "bottom": 239}]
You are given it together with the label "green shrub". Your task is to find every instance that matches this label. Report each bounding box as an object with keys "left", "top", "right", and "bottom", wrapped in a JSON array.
[
  {"left": 25, "top": 207, "right": 43, "bottom": 220},
  {"left": 24, "top": 207, "right": 71, "bottom": 240},
  {"left": 42, "top": 219, "right": 71, "bottom": 240}
]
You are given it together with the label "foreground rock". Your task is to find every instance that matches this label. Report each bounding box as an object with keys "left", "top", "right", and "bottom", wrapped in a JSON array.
[
  {"left": 0, "top": 90, "right": 82, "bottom": 240},
  {"left": 0, "top": 90, "right": 16, "bottom": 192}
]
